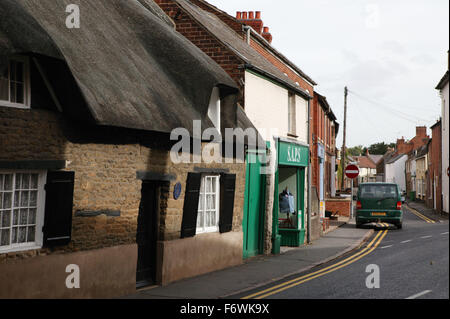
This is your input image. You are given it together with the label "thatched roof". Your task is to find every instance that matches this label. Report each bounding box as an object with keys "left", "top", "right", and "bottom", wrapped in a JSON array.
[{"left": 0, "top": 0, "right": 259, "bottom": 138}]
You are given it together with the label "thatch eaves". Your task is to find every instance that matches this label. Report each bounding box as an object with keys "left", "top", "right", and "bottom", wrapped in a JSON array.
[{"left": 0, "top": 0, "right": 259, "bottom": 137}]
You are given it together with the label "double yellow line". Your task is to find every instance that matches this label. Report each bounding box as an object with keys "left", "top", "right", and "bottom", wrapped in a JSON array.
[
  {"left": 376, "top": 222, "right": 390, "bottom": 228},
  {"left": 407, "top": 206, "right": 435, "bottom": 223},
  {"left": 242, "top": 230, "right": 389, "bottom": 299}
]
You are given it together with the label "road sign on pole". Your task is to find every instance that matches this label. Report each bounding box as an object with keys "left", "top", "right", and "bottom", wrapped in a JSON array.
[
  {"left": 345, "top": 165, "right": 359, "bottom": 219},
  {"left": 345, "top": 164, "right": 360, "bottom": 179}
]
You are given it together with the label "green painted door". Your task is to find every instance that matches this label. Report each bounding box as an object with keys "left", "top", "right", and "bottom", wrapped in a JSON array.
[{"left": 243, "top": 151, "right": 266, "bottom": 259}]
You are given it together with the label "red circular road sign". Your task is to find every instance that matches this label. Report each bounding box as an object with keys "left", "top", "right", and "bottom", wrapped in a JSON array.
[{"left": 345, "top": 164, "right": 360, "bottom": 179}]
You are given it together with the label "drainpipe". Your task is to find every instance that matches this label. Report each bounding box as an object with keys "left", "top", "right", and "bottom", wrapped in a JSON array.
[
  {"left": 264, "top": 144, "right": 275, "bottom": 255},
  {"left": 307, "top": 98, "right": 312, "bottom": 244}
]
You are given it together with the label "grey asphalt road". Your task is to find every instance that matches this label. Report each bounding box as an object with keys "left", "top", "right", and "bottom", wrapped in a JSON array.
[{"left": 230, "top": 206, "right": 449, "bottom": 299}]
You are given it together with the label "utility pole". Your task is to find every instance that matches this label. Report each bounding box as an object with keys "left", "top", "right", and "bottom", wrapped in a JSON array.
[{"left": 340, "top": 86, "right": 348, "bottom": 192}]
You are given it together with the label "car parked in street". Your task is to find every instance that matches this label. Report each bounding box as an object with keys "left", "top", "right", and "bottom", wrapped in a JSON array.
[{"left": 355, "top": 183, "right": 403, "bottom": 229}]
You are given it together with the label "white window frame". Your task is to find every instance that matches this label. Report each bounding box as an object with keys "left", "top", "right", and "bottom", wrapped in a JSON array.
[
  {"left": 288, "top": 92, "right": 297, "bottom": 136},
  {"left": 0, "top": 56, "right": 31, "bottom": 109},
  {"left": 196, "top": 175, "right": 220, "bottom": 234},
  {"left": 0, "top": 170, "right": 46, "bottom": 253}
]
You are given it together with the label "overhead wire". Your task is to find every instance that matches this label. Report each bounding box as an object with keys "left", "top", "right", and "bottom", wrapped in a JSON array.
[{"left": 347, "top": 89, "right": 432, "bottom": 124}]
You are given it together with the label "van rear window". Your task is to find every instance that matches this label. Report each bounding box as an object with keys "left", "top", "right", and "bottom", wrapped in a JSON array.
[{"left": 360, "top": 185, "right": 398, "bottom": 199}]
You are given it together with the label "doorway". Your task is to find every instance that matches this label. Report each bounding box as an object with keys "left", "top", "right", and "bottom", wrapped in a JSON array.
[
  {"left": 243, "top": 151, "right": 266, "bottom": 259},
  {"left": 136, "top": 181, "right": 159, "bottom": 288}
]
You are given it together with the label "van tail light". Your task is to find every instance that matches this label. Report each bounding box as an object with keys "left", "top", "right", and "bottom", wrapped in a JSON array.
[
  {"left": 356, "top": 201, "right": 362, "bottom": 210},
  {"left": 396, "top": 201, "right": 402, "bottom": 210}
]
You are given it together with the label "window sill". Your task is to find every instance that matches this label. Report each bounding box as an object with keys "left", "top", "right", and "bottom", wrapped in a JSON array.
[
  {"left": 0, "top": 244, "right": 42, "bottom": 255},
  {"left": 195, "top": 227, "right": 219, "bottom": 235},
  {"left": 0, "top": 101, "right": 30, "bottom": 109}
]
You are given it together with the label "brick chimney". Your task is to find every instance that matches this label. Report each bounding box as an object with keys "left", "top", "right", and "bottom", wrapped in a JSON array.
[
  {"left": 262, "top": 26, "right": 273, "bottom": 44},
  {"left": 397, "top": 137, "right": 415, "bottom": 155},
  {"left": 236, "top": 11, "right": 270, "bottom": 41},
  {"left": 416, "top": 126, "right": 427, "bottom": 137}
]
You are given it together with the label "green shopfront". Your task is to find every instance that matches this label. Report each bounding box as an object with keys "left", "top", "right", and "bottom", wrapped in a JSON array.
[{"left": 272, "top": 138, "right": 309, "bottom": 252}]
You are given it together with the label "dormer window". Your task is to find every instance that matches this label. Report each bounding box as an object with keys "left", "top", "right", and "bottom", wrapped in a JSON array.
[
  {"left": 207, "top": 87, "right": 221, "bottom": 130},
  {"left": 0, "top": 57, "right": 30, "bottom": 108}
]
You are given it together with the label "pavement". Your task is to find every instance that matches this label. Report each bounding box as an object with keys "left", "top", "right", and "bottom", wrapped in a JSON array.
[
  {"left": 405, "top": 200, "right": 449, "bottom": 223},
  {"left": 123, "top": 219, "right": 373, "bottom": 299}
]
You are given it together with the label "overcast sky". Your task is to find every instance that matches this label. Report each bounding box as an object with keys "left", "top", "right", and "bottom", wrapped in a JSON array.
[{"left": 208, "top": 0, "right": 449, "bottom": 148}]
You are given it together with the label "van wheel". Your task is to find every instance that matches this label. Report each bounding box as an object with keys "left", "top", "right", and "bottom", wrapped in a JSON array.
[
  {"left": 396, "top": 222, "right": 402, "bottom": 230},
  {"left": 356, "top": 222, "right": 362, "bottom": 228}
]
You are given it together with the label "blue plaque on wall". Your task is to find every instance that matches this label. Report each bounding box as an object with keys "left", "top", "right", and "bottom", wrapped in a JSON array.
[{"left": 173, "top": 182, "right": 182, "bottom": 200}]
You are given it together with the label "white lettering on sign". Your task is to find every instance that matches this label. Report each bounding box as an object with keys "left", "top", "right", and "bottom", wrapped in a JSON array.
[{"left": 287, "top": 146, "right": 302, "bottom": 163}]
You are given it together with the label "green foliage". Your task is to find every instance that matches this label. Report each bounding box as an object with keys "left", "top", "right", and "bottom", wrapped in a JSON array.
[
  {"left": 347, "top": 142, "right": 395, "bottom": 156},
  {"left": 368, "top": 142, "right": 393, "bottom": 155},
  {"left": 346, "top": 145, "right": 365, "bottom": 156}
]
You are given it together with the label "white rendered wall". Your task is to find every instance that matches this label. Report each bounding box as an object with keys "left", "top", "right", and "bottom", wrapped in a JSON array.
[
  {"left": 385, "top": 155, "right": 407, "bottom": 192},
  {"left": 441, "top": 81, "right": 449, "bottom": 213}
]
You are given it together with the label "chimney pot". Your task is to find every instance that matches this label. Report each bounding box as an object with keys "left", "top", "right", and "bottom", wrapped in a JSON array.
[
  {"left": 263, "top": 26, "right": 269, "bottom": 33},
  {"left": 249, "top": 11, "right": 254, "bottom": 19},
  {"left": 236, "top": 11, "right": 242, "bottom": 20},
  {"left": 255, "top": 11, "right": 261, "bottom": 19},
  {"left": 242, "top": 12, "right": 248, "bottom": 20}
]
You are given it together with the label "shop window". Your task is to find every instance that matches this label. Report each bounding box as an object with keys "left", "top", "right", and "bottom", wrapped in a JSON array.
[
  {"left": 0, "top": 57, "right": 30, "bottom": 108},
  {"left": 278, "top": 167, "right": 298, "bottom": 229},
  {"left": 0, "top": 172, "right": 45, "bottom": 253}
]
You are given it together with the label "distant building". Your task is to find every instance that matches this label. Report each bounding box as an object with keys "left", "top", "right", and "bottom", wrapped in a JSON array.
[
  {"left": 311, "top": 92, "right": 339, "bottom": 220},
  {"left": 380, "top": 127, "right": 430, "bottom": 197},
  {"left": 415, "top": 145, "right": 429, "bottom": 201},
  {"left": 354, "top": 151, "right": 378, "bottom": 184},
  {"left": 426, "top": 121, "right": 442, "bottom": 212},
  {"left": 385, "top": 154, "right": 408, "bottom": 193},
  {"left": 436, "top": 52, "right": 449, "bottom": 214},
  {"left": 405, "top": 150, "right": 417, "bottom": 195}
]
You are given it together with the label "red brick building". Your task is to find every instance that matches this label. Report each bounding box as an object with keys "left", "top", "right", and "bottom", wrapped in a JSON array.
[
  {"left": 378, "top": 126, "right": 430, "bottom": 183},
  {"left": 426, "top": 120, "right": 442, "bottom": 212},
  {"left": 396, "top": 126, "right": 429, "bottom": 155},
  {"left": 155, "top": 0, "right": 322, "bottom": 253},
  {"left": 311, "top": 93, "right": 340, "bottom": 216}
]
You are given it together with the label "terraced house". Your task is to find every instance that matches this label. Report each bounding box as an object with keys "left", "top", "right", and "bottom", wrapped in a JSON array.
[
  {"left": 0, "top": 0, "right": 261, "bottom": 298},
  {"left": 154, "top": 0, "right": 321, "bottom": 255},
  {"left": 310, "top": 92, "right": 339, "bottom": 237}
]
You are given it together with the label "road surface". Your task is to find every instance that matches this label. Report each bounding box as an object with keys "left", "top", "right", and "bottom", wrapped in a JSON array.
[{"left": 230, "top": 206, "right": 449, "bottom": 299}]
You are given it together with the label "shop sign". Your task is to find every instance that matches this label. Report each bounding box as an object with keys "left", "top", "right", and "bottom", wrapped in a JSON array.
[
  {"left": 278, "top": 141, "right": 309, "bottom": 167},
  {"left": 318, "top": 143, "right": 325, "bottom": 159}
]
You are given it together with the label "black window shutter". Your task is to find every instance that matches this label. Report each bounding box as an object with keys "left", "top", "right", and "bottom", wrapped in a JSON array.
[
  {"left": 219, "top": 173, "right": 236, "bottom": 233},
  {"left": 43, "top": 171, "right": 75, "bottom": 247},
  {"left": 180, "top": 173, "right": 202, "bottom": 238}
]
